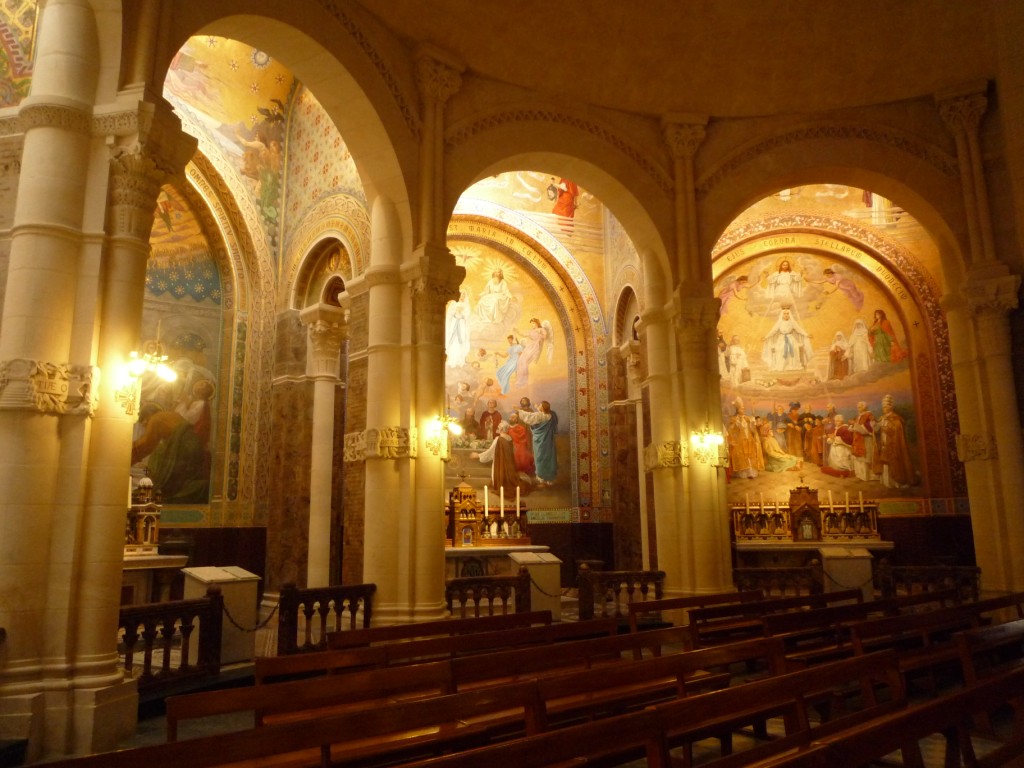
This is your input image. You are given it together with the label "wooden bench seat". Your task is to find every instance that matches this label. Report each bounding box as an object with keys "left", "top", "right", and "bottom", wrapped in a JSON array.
[
  {"left": 753, "top": 665, "right": 1024, "bottom": 768},
  {"left": 761, "top": 588, "right": 961, "bottom": 669},
  {"left": 325, "top": 609, "right": 553, "bottom": 649},
  {"left": 168, "top": 623, "right": 715, "bottom": 742},
  {"left": 687, "top": 589, "right": 863, "bottom": 648},
  {"left": 46, "top": 681, "right": 548, "bottom": 768},
  {"left": 166, "top": 658, "right": 457, "bottom": 740},
  {"left": 253, "top": 617, "right": 618, "bottom": 684},
  {"left": 650, "top": 650, "right": 906, "bottom": 767},
  {"left": 626, "top": 590, "right": 764, "bottom": 633}
]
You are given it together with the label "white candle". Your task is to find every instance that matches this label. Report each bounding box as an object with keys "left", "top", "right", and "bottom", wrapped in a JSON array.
[
  {"left": 859, "top": 491, "right": 864, "bottom": 509},
  {"left": 516, "top": 486, "right": 520, "bottom": 516},
  {"left": 845, "top": 491, "right": 850, "bottom": 509},
  {"left": 500, "top": 486, "right": 505, "bottom": 517},
  {"left": 759, "top": 492, "right": 764, "bottom": 509},
  {"left": 828, "top": 489, "right": 833, "bottom": 508},
  {"left": 484, "top": 485, "right": 488, "bottom": 515},
  {"left": 745, "top": 492, "right": 750, "bottom": 512}
]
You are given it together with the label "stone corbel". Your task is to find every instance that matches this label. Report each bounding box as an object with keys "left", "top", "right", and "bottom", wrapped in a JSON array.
[
  {"left": 956, "top": 432, "right": 998, "bottom": 462},
  {"left": 644, "top": 440, "right": 688, "bottom": 472},
  {"left": 961, "top": 273, "right": 1021, "bottom": 317},
  {"left": 0, "top": 359, "right": 98, "bottom": 416},
  {"left": 365, "top": 426, "right": 418, "bottom": 459}
]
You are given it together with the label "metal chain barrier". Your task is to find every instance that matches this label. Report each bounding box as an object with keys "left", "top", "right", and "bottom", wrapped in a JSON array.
[{"left": 221, "top": 601, "right": 279, "bottom": 633}]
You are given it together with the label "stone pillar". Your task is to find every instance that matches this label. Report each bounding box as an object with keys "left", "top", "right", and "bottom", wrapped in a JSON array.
[
  {"left": 938, "top": 82, "right": 1024, "bottom": 592},
  {"left": 937, "top": 83, "right": 997, "bottom": 269},
  {"left": 946, "top": 276, "right": 1024, "bottom": 592},
  {"left": 662, "top": 115, "right": 709, "bottom": 286},
  {"left": 640, "top": 290, "right": 686, "bottom": 594},
  {"left": 674, "top": 296, "right": 732, "bottom": 593},
  {"left": 358, "top": 195, "right": 412, "bottom": 623},
  {"left": 300, "top": 305, "right": 348, "bottom": 588},
  {"left": 408, "top": 248, "right": 463, "bottom": 619}
]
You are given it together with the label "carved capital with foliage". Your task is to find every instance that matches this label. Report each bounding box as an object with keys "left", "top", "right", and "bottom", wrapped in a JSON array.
[
  {"left": 365, "top": 426, "right": 417, "bottom": 459},
  {"left": 0, "top": 359, "right": 97, "bottom": 416},
  {"left": 662, "top": 115, "right": 708, "bottom": 160},
  {"left": 644, "top": 440, "right": 687, "bottom": 471},
  {"left": 956, "top": 432, "right": 997, "bottom": 462},
  {"left": 414, "top": 48, "right": 464, "bottom": 107},
  {"left": 937, "top": 85, "right": 988, "bottom": 139}
]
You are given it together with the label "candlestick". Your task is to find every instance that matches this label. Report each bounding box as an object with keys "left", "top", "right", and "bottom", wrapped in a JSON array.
[
  {"left": 484, "top": 485, "right": 488, "bottom": 516},
  {"left": 500, "top": 486, "right": 505, "bottom": 517},
  {"left": 516, "top": 486, "right": 520, "bottom": 516}
]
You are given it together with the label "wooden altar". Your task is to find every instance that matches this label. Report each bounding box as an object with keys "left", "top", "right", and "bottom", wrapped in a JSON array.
[{"left": 445, "top": 480, "right": 530, "bottom": 547}]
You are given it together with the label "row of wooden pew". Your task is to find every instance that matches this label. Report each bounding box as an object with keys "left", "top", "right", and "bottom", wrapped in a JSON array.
[{"left": 45, "top": 589, "right": 1024, "bottom": 767}]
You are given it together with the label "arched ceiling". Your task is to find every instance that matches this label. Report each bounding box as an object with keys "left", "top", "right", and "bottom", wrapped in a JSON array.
[{"left": 353, "top": 0, "right": 993, "bottom": 118}]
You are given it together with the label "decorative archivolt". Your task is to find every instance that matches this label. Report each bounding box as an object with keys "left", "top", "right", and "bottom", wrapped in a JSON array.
[
  {"left": 311, "top": 0, "right": 421, "bottom": 140},
  {"left": 697, "top": 122, "right": 960, "bottom": 201},
  {"left": 445, "top": 106, "right": 674, "bottom": 196}
]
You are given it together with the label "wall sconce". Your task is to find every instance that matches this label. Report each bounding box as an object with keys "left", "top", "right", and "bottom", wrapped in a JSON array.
[
  {"left": 113, "top": 345, "right": 178, "bottom": 416},
  {"left": 690, "top": 424, "right": 725, "bottom": 466},
  {"left": 424, "top": 413, "right": 463, "bottom": 461}
]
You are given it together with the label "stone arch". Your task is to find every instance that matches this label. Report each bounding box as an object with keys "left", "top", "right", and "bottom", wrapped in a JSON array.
[
  {"left": 291, "top": 237, "right": 354, "bottom": 310},
  {"left": 157, "top": 6, "right": 417, "bottom": 250},
  {"left": 444, "top": 102, "right": 675, "bottom": 290},
  {"left": 613, "top": 285, "right": 642, "bottom": 349},
  {"left": 697, "top": 119, "right": 969, "bottom": 290}
]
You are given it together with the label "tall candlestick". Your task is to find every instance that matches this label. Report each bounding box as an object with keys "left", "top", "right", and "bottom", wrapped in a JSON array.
[{"left": 500, "top": 486, "right": 505, "bottom": 517}]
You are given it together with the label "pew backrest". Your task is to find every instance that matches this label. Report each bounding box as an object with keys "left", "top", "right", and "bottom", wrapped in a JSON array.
[
  {"left": 325, "top": 610, "right": 553, "bottom": 649},
  {"left": 626, "top": 590, "right": 764, "bottom": 633}
]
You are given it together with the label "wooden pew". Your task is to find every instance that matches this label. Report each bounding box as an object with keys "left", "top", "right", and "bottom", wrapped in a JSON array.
[
  {"left": 846, "top": 597, "right": 1022, "bottom": 691},
  {"left": 325, "top": 609, "right": 553, "bottom": 649},
  {"left": 627, "top": 589, "right": 764, "bottom": 633},
  {"left": 46, "top": 681, "right": 549, "bottom": 768},
  {"left": 253, "top": 617, "right": 618, "bottom": 683},
  {"left": 761, "top": 588, "right": 961, "bottom": 669},
  {"left": 650, "top": 650, "right": 906, "bottom": 767},
  {"left": 757, "top": 665, "right": 1024, "bottom": 768},
  {"left": 956, "top": 617, "right": 1024, "bottom": 735},
  {"left": 166, "top": 658, "right": 456, "bottom": 741},
  {"left": 399, "top": 650, "right": 904, "bottom": 768},
  {"left": 687, "top": 589, "right": 863, "bottom": 648}
]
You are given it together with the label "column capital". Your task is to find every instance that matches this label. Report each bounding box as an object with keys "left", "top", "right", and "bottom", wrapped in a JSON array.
[
  {"left": 414, "top": 45, "right": 464, "bottom": 107},
  {"left": 961, "top": 272, "right": 1021, "bottom": 317},
  {"left": 936, "top": 81, "right": 989, "bottom": 138},
  {"left": 300, "top": 303, "right": 349, "bottom": 378},
  {"left": 661, "top": 114, "right": 708, "bottom": 160},
  {"left": 956, "top": 432, "right": 998, "bottom": 463}
]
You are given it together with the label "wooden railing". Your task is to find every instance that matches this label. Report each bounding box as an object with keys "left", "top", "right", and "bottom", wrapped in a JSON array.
[
  {"left": 445, "top": 566, "right": 531, "bottom": 617},
  {"left": 732, "top": 561, "right": 825, "bottom": 596},
  {"left": 873, "top": 559, "right": 980, "bottom": 601},
  {"left": 276, "top": 582, "right": 376, "bottom": 655},
  {"left": 576, "top": 564, "right": 666, "bottom": 621},
  {"left": 117, "top": 586, "right": 223, "bottom": 693}
]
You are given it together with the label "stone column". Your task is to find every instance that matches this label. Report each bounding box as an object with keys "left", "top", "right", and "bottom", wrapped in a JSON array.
[
  {"left": 408, "top": 249, "right": 463, "bottom": 619},
  {"left": 937, "top": 83, "right": 997, "bottom": 268},
  {"left": 300, "top": 305, "right": 348, "bottom": 588},
  {"left": 946, "top": 276, "right": 1024, "bottom": 592},
  {"left": 640, "top": 285, "right": 686, "bottom": 594},
  {"left": 938, "top": 82, "right": 1024, "bottom": 592},
  {"left": 358, "top": 195, "right": 411, "bottom": 623},
  {"left": 662, "top": 115, "right": 709, "bottom": 286},
  {"left": 675, "top": 296, "right": 732, "bottom": 593}
]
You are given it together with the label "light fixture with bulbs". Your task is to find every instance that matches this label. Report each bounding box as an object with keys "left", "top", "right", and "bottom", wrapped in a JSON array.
[
  {"left": 690, "top": 423, "right": 726, "bottom": 466},
  {"left": 424, "top": 413, "right": 463, "bottom": 461},
  {"left": 113, "top": 343, "right": 178, "bottom": 416}
]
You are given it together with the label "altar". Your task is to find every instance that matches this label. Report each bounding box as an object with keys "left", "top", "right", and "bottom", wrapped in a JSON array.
[
  {"left": 445, "top": 544, "right": 551, "bottom": 580},
  {"left": 731, "top": 485, "right": 894, "bottom": 599}
]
